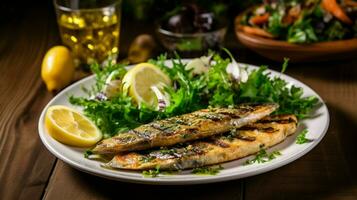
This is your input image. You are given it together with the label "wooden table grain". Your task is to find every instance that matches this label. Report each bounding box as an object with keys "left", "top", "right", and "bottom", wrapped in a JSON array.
[{"left": 1, "top": 2, "right": 357, "bottom": 200}]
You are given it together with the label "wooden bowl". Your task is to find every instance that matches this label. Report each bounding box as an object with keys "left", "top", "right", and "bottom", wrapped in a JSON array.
[{"left": 234, "top": 14, "right": 357, "bottom": 62}]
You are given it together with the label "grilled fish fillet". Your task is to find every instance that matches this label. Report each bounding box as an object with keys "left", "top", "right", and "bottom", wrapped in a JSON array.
[
  {"left": 93, "top": 103, "right": 278, "bottom": 154},
  {"left": 105, "top": 114, "right": 297, "bottom": 170}
]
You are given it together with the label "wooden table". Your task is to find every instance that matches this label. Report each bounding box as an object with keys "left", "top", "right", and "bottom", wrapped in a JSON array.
[{"left": 1, "top": 2, "right": 357, "bottom": 200}]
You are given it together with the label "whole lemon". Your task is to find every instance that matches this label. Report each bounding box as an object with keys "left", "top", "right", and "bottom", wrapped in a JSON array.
[{"left": 41, "top": 46, "right": 75, "bottom": 92}]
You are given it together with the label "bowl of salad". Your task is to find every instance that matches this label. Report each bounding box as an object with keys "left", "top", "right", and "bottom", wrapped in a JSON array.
[{"left": 235, "top": 0, "right": 357, "bottom": 62}]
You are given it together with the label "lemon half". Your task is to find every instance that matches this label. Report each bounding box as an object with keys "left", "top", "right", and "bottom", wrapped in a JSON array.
[
  {"left": 122, "top": 63, "right": 171, "bottom": 106},
  {"left": 45, "top": 105, "right": 102, "bottom": 147}
]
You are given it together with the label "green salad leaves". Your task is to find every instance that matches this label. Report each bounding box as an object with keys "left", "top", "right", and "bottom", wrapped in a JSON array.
[
  {"left": 69, "top": 52, "right": 318, "bottom": 138},
  {"left": 242, "top": 1, "right": 356, "bottom": 43}
]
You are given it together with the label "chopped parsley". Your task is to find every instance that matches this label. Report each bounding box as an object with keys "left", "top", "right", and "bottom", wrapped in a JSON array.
[
  {"left": 142, "top": 166, "right": 180, "bottom": 177},
  {"left": 223, "top": 129, "right": 238, "bottom": 141},
  {"left": 244, "top": 149, "right": 281, "bottom": 165},
  {"left": 192, "top": 165, "right": 223, "bottom": 175},
  {"left": 142, "top": 166, "right": 161, "bottom": 177},
  {"left": 159, "top": 148, "right": 177, "bottom": 155},
  {"left": 296, "top": 129, "right": 312, "bottom": 144},
  {"left": 84, "top": 150, "right": 93, "bottom": 158},
  {"left": 139, "top": 156, "right": 155, "bottom": 163},
  {"left": 181, "top": 133, "right": 191, "bottom": 139}
]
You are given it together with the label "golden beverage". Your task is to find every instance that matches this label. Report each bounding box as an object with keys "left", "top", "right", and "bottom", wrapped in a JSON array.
[{"left": 58, "top": 12, "right": 120, "bottom": 65}]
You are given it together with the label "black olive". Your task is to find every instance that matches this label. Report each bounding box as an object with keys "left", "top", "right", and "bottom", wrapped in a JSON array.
[
  {"left": 167, "top": 14, "right": 194, "bottom": 33},
  {"left": 194, "top": 12, "right": 215, "bottom": 32},
  {"left": 164, "top": 4, "right": 218, "bottom": 34},
  {"left": 166, "top": 6, "right": 196, "bottom": 33}
]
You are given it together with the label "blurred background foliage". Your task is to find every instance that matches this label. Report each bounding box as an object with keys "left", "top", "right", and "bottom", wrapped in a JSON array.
[{"left": 122, "top": 0, "right": 261, "bottom": 21}]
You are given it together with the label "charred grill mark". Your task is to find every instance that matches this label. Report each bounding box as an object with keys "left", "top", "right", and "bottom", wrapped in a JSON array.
[
  {"left": 221, "top": 129, "right": 257, "bottom": 141},
  {"left": 166, "top": 117, "right": 192, "bottom": 126},
  {"left": 194, "top": 113, "right": 225, "bottom": 121},
  {"left": 258, "top": 118, "right": 296, "bottom": 124},
  {"left": 145, "top": 144, "right": 207, "bottom": 161},
  {"left": 187, "top": 145, "right": 206, "bottom": 155},
  {"left": 211, "top": 139, "right": 230, "bottom": 148},
  {"left": 236, "top": 134, "right": 256, "bottom": 141},
  {"left": 149, "top": 123, "right": 169, "bottom": 130},
  {"left": 149, "top": 152, "right": 176, "bottom": 160},
  {"left": 175, "top": 119, "right": 191, "bottom": 125},
  {"left": 238, "top": 126, "right": 277, "bottom": 133},
  {"left": 113, "top": 134, "right": 137, "bottom": 144},
  {"left": 236, "top": 105, "right": 256, "bottom": 113},
  {"left": 215, "top": 111, "right": 242, "bottom": 119},
  {"left": 185, "top": 127, "right": 198, "bottom": 134},
  {"left": 149, "top": 123, "right": 179, "bottom": 135},
  {"left": 181, "top": 128, "right": 198, "bottom": 139},
  {"left": 162, "top": 128, "right": 177, "bottom": 136},
  {"left": 132, "top": 130, "right": 152, "bottom": 140},
  {"left": 263, "top": 127, "right": 278, "bottom": 133}
]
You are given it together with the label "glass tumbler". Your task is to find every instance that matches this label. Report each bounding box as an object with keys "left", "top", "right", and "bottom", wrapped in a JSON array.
[{"left": 54, "top": 0, "right": 122, "bottom": 66}]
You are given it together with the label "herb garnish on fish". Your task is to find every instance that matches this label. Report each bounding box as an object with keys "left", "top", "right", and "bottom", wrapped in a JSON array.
[
  {"left": 244, "top": 149, "right": 282, "bottom": 165},
  {"left": 142, "top": 166, "right": 161, "bottom": 177},
  {"left": 192, "top": 165, "right": 224, "bottom": 175},
  {"left": 296, "top": 129, "right": 312, "bottom": 144}
]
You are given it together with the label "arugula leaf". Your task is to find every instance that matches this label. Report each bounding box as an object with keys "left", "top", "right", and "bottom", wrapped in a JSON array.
[
  {"left": 207, "top": 54, "right": 235, "bottom": 106},
  {"left": 268, "top": 11, "right": 286, "bottom": 37},
  {"left": 89, "top": 61, "right": 127, "bottom": 95},
  {"left": 237, "top": 59, "right": 318, "bottom": 119},
  {"left": 325, "top": 20, "right": 349, "bottom": 41},
  {"left": 281, "top": 58, "right": 289, "bottom": 73},
  {"left": 288, "top": 19, "right": 318, "bottom": 43},
  {"left": 245, "top": 149, "right": 281, "bottom": 165}
]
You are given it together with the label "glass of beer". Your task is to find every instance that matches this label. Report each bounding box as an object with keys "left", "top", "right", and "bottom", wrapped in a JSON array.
[{"left": 54, "top": 0, "right": 121, "bottom": 66}]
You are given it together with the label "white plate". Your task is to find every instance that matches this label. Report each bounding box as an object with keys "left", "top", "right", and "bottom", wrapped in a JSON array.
[{"left": 38, "top": 61, "right": 330, "bottom": 185}]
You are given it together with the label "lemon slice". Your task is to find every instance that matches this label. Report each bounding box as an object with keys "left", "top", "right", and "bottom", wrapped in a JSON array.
[
  {"left": 122, "top": 63, "right": 171, "bottom": 106},
  {"left": 45, "top": 105, "right": 102, "bottom": 147}
]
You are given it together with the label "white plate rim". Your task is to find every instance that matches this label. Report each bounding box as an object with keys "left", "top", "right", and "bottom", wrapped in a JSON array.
[{"left": 38, "top": 61, "right": 330, "bottom": 185}]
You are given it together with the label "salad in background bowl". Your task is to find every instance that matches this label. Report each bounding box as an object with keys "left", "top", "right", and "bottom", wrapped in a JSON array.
[{"left": 235, "top": 0, "right": 357, "bottom": 62}]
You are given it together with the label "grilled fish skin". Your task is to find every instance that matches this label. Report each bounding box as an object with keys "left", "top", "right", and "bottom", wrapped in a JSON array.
[
  {"left": 93, "top": 103, "right": 278, "bottom": 154},
  {"left": 105, "top": 114, "right": 298, "bottom": 170}
]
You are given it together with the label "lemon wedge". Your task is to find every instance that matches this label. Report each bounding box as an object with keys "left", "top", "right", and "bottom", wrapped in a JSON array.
[
  {"left": 122, "top": 63, "right": 171, "bottom": 106},
  {"left": 45, "top": 105, "right": 102, "bottom": 147},
  {"left": 41, "top": 46, "right": 75, "bottom": 92}
]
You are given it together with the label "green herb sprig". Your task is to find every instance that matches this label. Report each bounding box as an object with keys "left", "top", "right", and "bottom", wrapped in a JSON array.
[
  {"left": 142, "top": 166, "right": 161, "bottom": 177},
  {"left": 296, "top": 129, "right": 312, "bottom": 144},
  {"left": 245, "top": 149, "right": 281, "bottom": 165}
]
